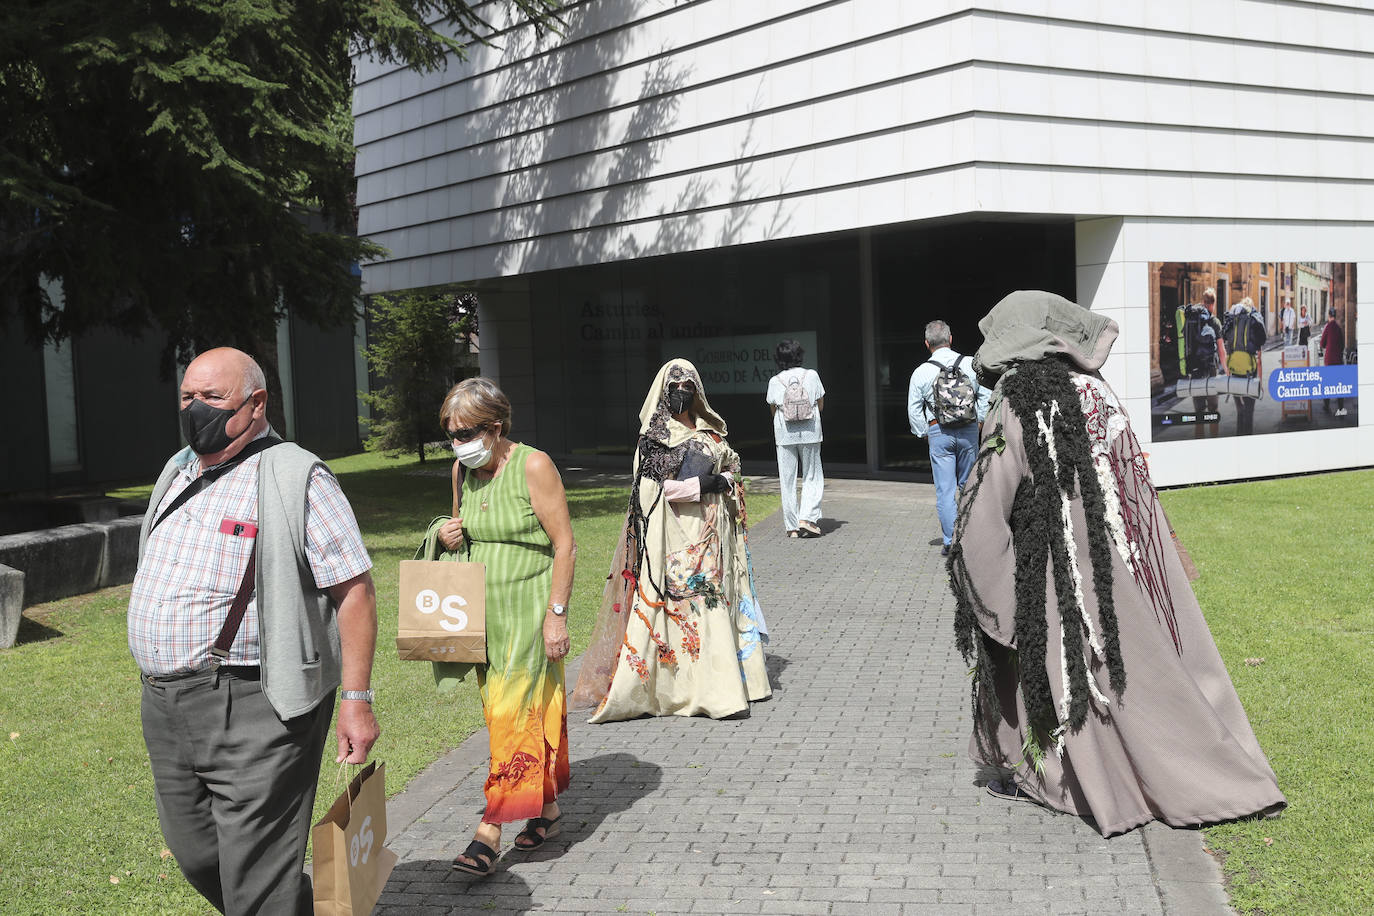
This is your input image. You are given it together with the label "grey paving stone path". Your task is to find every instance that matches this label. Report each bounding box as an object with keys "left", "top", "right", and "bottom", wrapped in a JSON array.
[{"left": 375, "top": 478, "right": 1230, "bottom": 915}]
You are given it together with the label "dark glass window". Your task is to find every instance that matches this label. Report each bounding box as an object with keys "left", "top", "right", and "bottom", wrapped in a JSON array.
[
  {"left": 871, "top": 221, "right": 1075, "bottom": 472},
  {"left": 530, "top": 234, "right": 864, "bottom": 464}
]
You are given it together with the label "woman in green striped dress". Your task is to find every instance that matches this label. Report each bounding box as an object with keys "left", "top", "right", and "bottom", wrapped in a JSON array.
[{"left": 435, "top": 378, "right": 576, "bottom": 877}]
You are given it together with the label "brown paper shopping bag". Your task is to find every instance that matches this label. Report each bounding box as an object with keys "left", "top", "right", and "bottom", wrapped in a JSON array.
[
  {"left": 312, "top": 762, "right": 398, "bottom": 916},
  {"left": 396, "top": 559, "right": 486, "bottom": 663}
]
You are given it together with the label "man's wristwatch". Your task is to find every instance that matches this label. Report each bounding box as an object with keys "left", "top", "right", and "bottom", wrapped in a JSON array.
[
  {"left": 548, "top": 603, "right": 567, "bottom": 617},
  {"left": 340, "top": 689, "right": 375, "bottom": 704}
]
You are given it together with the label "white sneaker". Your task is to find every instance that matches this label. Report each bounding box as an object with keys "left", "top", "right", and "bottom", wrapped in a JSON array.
[{"left": 1336, "top": 408, "right": 1347, "bottom": 417}]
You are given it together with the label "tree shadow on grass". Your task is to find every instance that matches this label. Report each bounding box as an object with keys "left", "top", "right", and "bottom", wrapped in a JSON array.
[{"left": 565, "top": 488, "right": 629, "bottom": 520}]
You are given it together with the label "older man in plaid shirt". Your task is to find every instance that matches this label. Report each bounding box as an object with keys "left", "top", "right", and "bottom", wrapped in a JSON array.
[{"left": 128, "top": 347, "right": 378, "bottom": 915}]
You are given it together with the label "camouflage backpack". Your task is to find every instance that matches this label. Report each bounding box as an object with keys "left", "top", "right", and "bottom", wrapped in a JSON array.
[{"left": 923, "top": 355, "right": 978, "bottom": 428}]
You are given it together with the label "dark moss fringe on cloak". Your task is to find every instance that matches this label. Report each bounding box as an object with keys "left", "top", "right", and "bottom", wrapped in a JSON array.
[{"left": 948, "top": 358, "right": 1127, "bottom": 753}]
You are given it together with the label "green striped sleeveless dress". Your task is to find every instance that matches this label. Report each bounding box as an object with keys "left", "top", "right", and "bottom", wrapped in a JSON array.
[{"left": 460, "top": 443, "right": 570, "bottom": 823}]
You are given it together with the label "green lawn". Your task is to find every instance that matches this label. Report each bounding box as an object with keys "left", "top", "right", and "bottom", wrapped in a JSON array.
[
  {"left": 0, "top": 450, "right": 776, "bottom": 915},
  {"left": 1162, "top": 469, "right": 1374, "bottom": 916}
]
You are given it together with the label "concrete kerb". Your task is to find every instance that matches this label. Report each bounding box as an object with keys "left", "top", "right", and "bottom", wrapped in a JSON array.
[
  {"left": 1141, "top": 823, "right": 1237, "bottom": 915},
  {"left": 0, "top": 516, "right": 144, "bottom": 647},
  {"left": 100, "top": 516, "right": 143, "bottom": 589},
  {"left": 0, "top": 563, "right": 21, "bottom": 649},
  {"left": 0, "top": 523, "right": 106, "bottom": 605}
]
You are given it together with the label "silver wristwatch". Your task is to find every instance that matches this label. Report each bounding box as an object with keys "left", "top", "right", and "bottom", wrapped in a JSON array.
[
  {"left": 340, "top": 689, "right": 375, "bottom": 703},
  {"left": 548, "top": 603, "right": 567, "bottom": 617}
]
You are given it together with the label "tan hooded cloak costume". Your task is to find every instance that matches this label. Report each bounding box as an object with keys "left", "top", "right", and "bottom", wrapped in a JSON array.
[
  {"left": 949, "top": 290, "right": 1286, "bottom": 836},
  {"left": 571, "top": 359, "right": 772, "bottom": 721}
]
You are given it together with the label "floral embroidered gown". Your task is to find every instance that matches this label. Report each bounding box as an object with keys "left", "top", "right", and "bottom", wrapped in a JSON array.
[
  {"left": 572, "top": 359, "right": 771, "bottom": 722},
  {"left": 438, "top": 443, "right": 570, "bottom": 823}
]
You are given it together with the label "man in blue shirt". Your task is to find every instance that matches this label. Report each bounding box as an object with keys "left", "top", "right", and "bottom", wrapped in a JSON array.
[{"left": 907, "top": 320, "right": 991, "bottom": 556}]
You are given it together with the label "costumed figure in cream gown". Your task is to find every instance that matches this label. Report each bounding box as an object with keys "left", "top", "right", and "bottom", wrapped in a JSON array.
[
  {"left": 571, "top": 359, "right": 772, "bottom": 721},
  {"left": 948, "top": 290, "right": 1287, "bottom": 837}
]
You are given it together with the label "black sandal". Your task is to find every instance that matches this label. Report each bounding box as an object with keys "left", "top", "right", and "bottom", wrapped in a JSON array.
[
  {"left": 452, "top": 839, "right": 498, "bottom": 876},
  {"left": 513, "top": 814, "right": 562, "bottom": 851}
]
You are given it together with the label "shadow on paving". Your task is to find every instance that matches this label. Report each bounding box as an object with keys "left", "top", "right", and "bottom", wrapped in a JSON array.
[
  {"left": 382, "top": 864, "right": 536, "bottom": 915},
  {"left": 813, "top": 517, "right": 848, "bottom": 536},
  {"left": 377, "top": 753, "right": 662, "bottom": 915},
  {"left": 763, "top": 652, "right": 792, "bottom": 693}
]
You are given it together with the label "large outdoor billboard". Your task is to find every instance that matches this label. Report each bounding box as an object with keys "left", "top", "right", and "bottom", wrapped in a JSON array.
[{"left": 1148, "top": 262, "right": 1358, "bottom": 441}]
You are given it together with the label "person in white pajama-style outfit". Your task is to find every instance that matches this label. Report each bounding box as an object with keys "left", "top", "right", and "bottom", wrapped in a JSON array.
[{"left": 766, "top": 339, "right": 826, "bottom": 538}]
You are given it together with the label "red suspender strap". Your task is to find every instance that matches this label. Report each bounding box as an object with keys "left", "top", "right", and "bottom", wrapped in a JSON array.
[{"left": 211, "top": 547, "right": 257, "bottom": 660}]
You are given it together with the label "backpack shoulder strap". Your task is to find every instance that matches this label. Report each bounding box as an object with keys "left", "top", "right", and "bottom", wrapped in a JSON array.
[
  {"left": 919, "top": 357, "right": 950, "bottom": 417},
  {"left": 952, "top": 354, "right": 978, "bottom": 390}
]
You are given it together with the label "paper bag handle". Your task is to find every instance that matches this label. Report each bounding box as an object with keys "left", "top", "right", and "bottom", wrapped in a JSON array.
[
  {"left": 452, "top": 462, "right": 472, "bottom": 555},
  {"left": 332, "top": 760, "right": 381, "bottom": 815},
  {"left": 332, "top": 760, "right": 354, "bottom": 809}
]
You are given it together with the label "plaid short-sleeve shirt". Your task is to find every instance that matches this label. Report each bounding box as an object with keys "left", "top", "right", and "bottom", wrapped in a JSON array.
[{"left": 127, "top": 448, "right": 371, "bottom": 677}]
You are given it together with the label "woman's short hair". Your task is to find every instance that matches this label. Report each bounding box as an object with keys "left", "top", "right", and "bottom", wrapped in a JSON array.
[
  {"left": 774, "top": 338, "right": 805, "bottom": 370},
  {"left": 439, "top": 377, "right": 512, "bottom": 435}
]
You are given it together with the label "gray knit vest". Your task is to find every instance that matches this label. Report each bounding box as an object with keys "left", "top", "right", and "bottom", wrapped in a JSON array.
[{"left": 138, "top": 440, "right": 341, "bottom": 719}]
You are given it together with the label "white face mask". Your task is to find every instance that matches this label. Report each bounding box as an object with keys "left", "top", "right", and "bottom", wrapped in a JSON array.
[{"left": 453, "top": 435, "right": 493, "bottom": 469}]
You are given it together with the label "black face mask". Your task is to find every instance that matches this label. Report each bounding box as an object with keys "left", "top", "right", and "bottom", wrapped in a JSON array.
[
  {"left": 666, "top": 387, "right": 695, "bottom": 416},
  {"left": 179, "top": 397, "right": 253, "bottom": 455}
]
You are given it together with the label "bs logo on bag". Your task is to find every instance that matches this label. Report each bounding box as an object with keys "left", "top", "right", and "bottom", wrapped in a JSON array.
[
  {"left": 350, "top": 815, "right": 375, "bottom": 867},
  {"left": 414, "top": 589, "right": 472, "bottom": 632},
  {"left": 397, "top": 559, "right": 486, "bottom": 663}
]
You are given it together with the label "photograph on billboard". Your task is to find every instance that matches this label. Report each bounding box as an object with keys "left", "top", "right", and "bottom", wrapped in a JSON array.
[{"left": 1149, "top": 262, "right": 1358, "bottom": 441}]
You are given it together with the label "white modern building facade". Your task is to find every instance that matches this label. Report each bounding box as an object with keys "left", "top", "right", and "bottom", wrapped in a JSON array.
[{"left": 352, "top": 0, "right": 1372, "bottom": 485}]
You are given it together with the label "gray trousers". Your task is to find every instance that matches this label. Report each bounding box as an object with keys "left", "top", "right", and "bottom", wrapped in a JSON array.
[
  {"left": 141, "top": 668, "right": 334, "bottom": 915},
  {"left": 776, "top": 442, "right": 824, "bottom": 532}
]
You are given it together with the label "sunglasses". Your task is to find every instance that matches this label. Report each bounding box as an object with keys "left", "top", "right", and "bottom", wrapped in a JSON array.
[{"left": 445, "top": 423, "right": 488, "bottom": 443}]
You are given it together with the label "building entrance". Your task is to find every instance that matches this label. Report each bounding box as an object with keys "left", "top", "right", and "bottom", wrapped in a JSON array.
[
  {"left": 870, "top": 220, "right": 1076, "bottom": 472},
  {"left": 521, "top": 220, "right": 1074, "bottom": 475}
]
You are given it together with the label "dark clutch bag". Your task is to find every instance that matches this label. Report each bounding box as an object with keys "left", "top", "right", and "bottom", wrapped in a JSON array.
[{"left": 675, "top": 448, "right": 714, "bottom": 481}]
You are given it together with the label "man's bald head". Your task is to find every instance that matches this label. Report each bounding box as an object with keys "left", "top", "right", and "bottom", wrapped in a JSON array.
[{"left": 185, "top": 348, "right": 266, "bottom": 400}]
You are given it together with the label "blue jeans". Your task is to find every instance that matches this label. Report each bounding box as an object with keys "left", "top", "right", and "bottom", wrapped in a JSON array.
[{"left": 929, "top": 423, "right": 980, "bottom": 545}]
